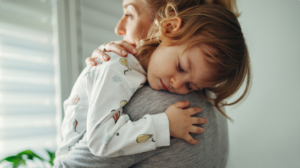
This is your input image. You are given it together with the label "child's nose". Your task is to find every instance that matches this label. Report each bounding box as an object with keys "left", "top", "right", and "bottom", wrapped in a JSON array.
[{"left": 170, "top": 77, "right": 183, "bottom": 89}]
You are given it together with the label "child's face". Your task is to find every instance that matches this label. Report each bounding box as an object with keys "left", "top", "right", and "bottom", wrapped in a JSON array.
[{"left": 147, "top": 42, "right": 216, "bottom": 95}]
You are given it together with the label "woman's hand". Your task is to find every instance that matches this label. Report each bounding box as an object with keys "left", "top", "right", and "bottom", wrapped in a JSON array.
[
  {"left": 85, "top": 40, "right": 138, "bottom": 66},
  {"left": 164, "top": 101, "right": 207, "bottom": 145}
]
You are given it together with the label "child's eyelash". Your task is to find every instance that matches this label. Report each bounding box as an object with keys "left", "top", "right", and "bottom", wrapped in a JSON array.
[
  {"left": 178, "top": 63, "right": 192, "bottom": 91},
  {"left": 186, "top": 83, "right": 192, "bottom": 91},
  {"left": 177, "top": 63, "right": 184, "bottom": 72},
  {"left": 125, "top": 14, "right": 132, "bottom": 18}
]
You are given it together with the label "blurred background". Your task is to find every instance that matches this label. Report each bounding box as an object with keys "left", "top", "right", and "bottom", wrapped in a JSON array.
[
  {"left": 0, "top": 0, "right": 299, "bottom": 167},
  {"left": 226, "top": 0, "right": 300, "bottom": 168},
  {"left": 0, "top": 0, "right": 123, "bottom": 167}
]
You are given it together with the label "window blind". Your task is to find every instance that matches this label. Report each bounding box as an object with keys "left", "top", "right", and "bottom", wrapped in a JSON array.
[
  {"left": 0, "top": 0, "right": 123, "bottom": 163},
  {"left": 79, "top": 0, "right": 123, "bottom": 69},
  {"left": 0, "top": 0, "right": 58, "bottom": 160}
]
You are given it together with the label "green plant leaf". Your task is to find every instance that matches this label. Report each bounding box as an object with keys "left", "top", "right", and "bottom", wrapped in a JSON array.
[
  {"left": 0, "top": 149, "right": 56, "bottom": 168},
  {"left": 1, "top": 156, "right": 21, "bottom": 163},
  {"left": 17, "top": 150, "right": 44, "bottom": 162},
  {"left": 46, "top": 150, "right": 56, "bottom": 166},
  {"left": 0, "top": 155, "right": 26, "bottom": 168},
  {"left": 13, "top": 159, "right": 26, "bottom": 168}
]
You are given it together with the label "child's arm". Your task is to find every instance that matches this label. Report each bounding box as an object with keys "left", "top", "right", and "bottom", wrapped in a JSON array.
[{"left": 84, "top": 60, "right": 170, "bottom": 157}]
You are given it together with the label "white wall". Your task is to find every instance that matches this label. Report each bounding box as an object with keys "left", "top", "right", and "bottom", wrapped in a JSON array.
[{"left": 226, "top": 0, "right": 300, "bottom": 168}]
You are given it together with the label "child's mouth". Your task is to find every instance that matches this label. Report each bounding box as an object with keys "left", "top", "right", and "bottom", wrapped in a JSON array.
[{"left": 160, "top": 79, "right": 169, "bottom": 91}]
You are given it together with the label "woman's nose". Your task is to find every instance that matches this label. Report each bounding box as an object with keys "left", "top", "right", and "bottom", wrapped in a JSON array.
[{"left": 115, "top": 17, "right": 126, "bottom": 36}]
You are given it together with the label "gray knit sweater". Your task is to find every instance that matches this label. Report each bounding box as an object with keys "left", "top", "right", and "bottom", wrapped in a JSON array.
[{"left": 54, "top": 86, "right": 228, "bottom": 168}]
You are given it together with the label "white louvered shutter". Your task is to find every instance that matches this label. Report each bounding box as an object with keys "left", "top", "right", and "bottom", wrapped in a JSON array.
[{"left": 0, "top": 0, "right": 58, "bottom": 160}]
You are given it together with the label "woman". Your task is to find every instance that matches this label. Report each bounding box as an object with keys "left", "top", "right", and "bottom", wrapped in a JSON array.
[
  {"left": 86, "top": 0, "right": 239, "bottom": 64},
  {"left": 55, "top": 0, "right": 239, "bottom": 167}
]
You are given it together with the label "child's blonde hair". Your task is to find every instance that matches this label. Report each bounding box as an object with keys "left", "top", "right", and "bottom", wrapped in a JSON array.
[{"left": 136, "top": 3, "right": 251, "bottom": 120}]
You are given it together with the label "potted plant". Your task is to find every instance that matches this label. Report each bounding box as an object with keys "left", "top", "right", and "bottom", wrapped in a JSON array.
[{"left": 0, "top": 149, "right": 55, "bottom": 168}]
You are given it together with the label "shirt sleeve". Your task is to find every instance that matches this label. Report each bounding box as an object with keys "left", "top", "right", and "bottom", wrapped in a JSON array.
[{"left": 84, "top": 58, "right": 170, "bottom": 157}]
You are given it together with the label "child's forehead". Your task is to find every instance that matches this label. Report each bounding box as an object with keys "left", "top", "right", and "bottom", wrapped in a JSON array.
[
  {"left": 181, "top": 43, "right": 220, "bottom": 84},
  {"left": 181, "top": 43, "right": 217, "bottom": 59},
  {"left": 180, "top": 35, "right": 218, "bottom": 55}
]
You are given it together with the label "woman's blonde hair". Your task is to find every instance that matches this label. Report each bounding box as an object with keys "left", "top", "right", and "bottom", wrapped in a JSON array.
[
  {"left": 136, "top": 3, "right": 251, "bottom": 120},
  {"left": 144, "top": 0, "right": 240, "bottom": 19}
]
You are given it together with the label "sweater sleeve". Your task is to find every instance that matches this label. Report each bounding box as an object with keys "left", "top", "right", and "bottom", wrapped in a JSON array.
[{"left": 84, "top": 57, "right": 170, "bottom": 157}]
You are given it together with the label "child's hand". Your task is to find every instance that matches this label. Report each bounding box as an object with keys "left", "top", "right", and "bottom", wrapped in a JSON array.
[{"left": 164, "top": 101, "right": 206, "bottom": 145}]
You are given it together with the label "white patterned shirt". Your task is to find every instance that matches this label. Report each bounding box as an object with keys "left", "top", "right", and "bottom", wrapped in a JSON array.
[{"left": 55, "top": 53, "right": 170, "bottom": 160}]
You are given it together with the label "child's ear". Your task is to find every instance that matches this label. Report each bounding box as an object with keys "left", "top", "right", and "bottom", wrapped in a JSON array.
[{"left": 163, "top": 17, "right": 182, "bottom": 34}]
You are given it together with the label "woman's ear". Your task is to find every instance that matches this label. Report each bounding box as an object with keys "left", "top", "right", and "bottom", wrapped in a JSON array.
[{"left": 163, "top": 17, "right": 182, "bottom": 34}]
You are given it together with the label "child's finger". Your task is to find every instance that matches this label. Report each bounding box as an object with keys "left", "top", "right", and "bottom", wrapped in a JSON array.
[
  {"left": 187, "top": 107, "right": 202, "bottom": 115},
  {"left": 173, "top": 101, "right": 190, "bottom": 109},
  {"left": 191, "top": 117, "right": 207, "bottom": 124},
  {"left": 189, "top": 125, "right": 205, "bottom": 134},
  {"left": 183, "top": 134, "right": 198, "bottom": 145}
]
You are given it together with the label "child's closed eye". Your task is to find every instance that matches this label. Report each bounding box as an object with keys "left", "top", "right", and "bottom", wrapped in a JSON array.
[
  {"left": 186, "top": 83, "right": 192, "bottom": 91},
  {"left": 178, "top": 63, "right": 192, "bottom": 91},
  {"left": 177, "top": 62, "right": 184, "bottom": 72}
]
